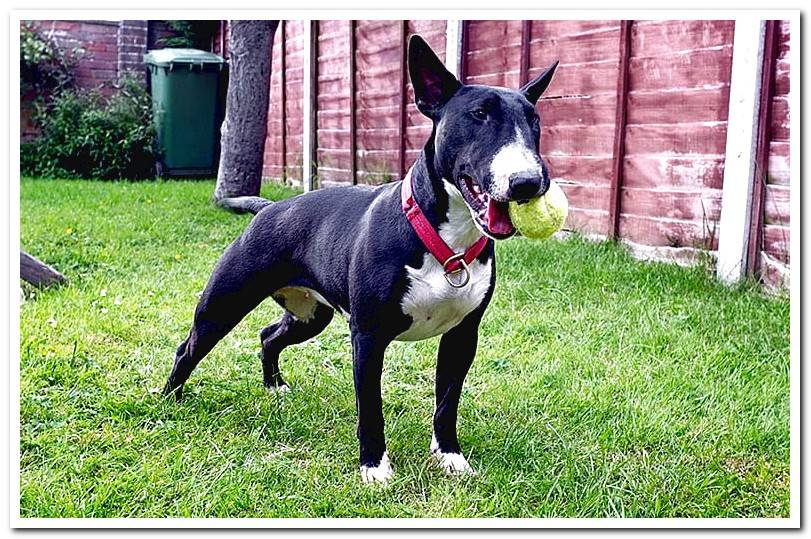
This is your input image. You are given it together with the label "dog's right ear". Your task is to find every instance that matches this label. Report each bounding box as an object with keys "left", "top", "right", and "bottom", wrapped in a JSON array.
[
  {"left": 408, "top": 35, "right": 461, "bottom": 119},
  {"left": 520, "top": 60, "right": 559, "bottom": 104}
]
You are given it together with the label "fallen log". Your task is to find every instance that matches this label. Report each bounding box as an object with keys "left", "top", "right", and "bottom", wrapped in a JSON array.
[{"left": 20, "top": 250, "right": 67, "bottom": 288}]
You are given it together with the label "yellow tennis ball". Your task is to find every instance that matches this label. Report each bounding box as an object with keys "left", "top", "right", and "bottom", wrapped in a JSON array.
[{"left": 508, "top": 180, "right": 569, "bottom": 240}]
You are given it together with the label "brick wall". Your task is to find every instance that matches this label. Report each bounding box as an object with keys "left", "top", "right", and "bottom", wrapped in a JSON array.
[
  {"left": 20, "top": 20, "right": 193, "bottom": 141},
  {"left": 22, "top": 20, "right": 120, "bottom": 140},
  {"left": 24, "top": 20, "right": 192, "bottom": 88},
  {"left": 117, "top": 20, "right": 148, "bottom": 79},
  {"left": 26, "top": 20, "right": 122, "bottom": 91}
]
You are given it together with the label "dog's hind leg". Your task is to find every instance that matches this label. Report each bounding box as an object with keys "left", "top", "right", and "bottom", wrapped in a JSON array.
[
  {"left": 163, "top": 319, "right": 231, "bottom": 401},
  {"left": 163, "top": 244, "right": 277, "bottom": 401},
  {"left": 260, "top": 301, "right": 334, "bottom": 390}
]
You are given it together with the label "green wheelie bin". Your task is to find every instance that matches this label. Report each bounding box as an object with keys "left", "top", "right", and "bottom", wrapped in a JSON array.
[{"left": 144, "top": 48, "right": 227, "bottom": 177}]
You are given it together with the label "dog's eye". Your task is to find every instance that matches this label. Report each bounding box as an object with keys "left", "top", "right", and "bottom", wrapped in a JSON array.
[{"left": 471, "top": 108, "right": 487, "bottom": 121}]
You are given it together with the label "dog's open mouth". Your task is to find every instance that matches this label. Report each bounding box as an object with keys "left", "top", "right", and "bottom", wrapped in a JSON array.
[{"left": 459, "top": 175, "right": 515, "bottom": 240}]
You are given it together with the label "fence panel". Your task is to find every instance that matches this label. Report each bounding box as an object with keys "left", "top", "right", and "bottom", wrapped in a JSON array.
[
  {"left": 761, "top": 20, "right": 791, "bottom": 287},
  {"left": 404, "top": 20, "right": 446, "bottom": 167},
  {"left": 314, "top": 20, "right": 352, "bottom": 186},
  {"left": 620, "top": 20, "right": 734, "bottom": 249},
  {"left": 528, "top": 20, "right": 622, "bottom": 237},
  {"left": 354, "top": 20, "right": 402, "bottom": 185}
]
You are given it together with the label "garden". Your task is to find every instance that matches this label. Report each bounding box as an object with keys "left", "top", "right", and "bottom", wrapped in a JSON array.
[
  {"left": 20, "top": 177, "right": 789, "bottom": 517},
  {"left": 18, "top": 18, "right": 791, "bottom": 520}
]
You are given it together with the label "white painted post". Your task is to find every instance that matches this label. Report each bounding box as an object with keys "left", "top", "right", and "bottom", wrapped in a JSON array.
[
  {"left": 445, "top": 20, "right": 463, "bottom": 78},
  {"left": 301, "top": 20, "right": 317, "bottom": 192},
  {"left": 716, "top": 19, "right": 767, "bottom": 284}
]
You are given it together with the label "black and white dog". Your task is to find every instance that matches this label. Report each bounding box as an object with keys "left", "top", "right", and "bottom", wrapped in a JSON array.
[{"left": 164, "top": 35, "right": 557, "bottom": 484}]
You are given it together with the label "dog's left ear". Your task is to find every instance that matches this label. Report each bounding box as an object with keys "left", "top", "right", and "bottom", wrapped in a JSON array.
[
  {"left": 408, "top": 34, "right": 461, "bottom": 118},
  {"left": 520, "top": 60, "right": 559, "bottom": 104}
]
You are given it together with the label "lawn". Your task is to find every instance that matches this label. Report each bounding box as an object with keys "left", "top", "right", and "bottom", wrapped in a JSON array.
[{"left": 19, "top": 177, "right": 790, "bottom": 519}]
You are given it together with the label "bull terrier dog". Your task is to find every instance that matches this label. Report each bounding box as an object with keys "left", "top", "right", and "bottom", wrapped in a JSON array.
[{"left": 164, "top": 35, "right": 558, "bottom": 484}]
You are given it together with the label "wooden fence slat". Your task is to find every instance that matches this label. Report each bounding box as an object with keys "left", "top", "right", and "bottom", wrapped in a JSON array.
[
  {"left": 349, "top": 20, "right": 358, "bottom": 185},
  {"left": 280, "top": 20, "right": 287, "bottom": 180},
  {"left": 608, "top": 20, "right": 633, "bottom": 240},
  {"left": 746, "top": 20, "right": 780, "bottom": 278},
  {"left": 519, "top": 20, "right": 531, "bottom": 87},
  {"left": 459, "top": 20, "right": 469, "bottom": 83},
  {"left": 398, "top": 20, "right": 408, "bottom": 179},
  {"left": 302, "top": 20, "right": 318, "bottom": 192}
]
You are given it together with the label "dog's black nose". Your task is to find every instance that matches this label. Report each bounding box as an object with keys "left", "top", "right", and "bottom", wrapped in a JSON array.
[{"left": 508, "top": 173, "right": 544, "bottom": 200}]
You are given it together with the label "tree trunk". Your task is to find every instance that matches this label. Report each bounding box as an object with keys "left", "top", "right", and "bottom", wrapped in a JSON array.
[
  {"left": 20, "top": 251, "right": 67, "bottom": 288},
  {"left": 214, "top": 20, "right": 279, "bottom": 202}
]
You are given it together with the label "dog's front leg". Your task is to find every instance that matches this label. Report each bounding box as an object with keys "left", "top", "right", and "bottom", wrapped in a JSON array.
[
  {"left": 351, "top": 329, "right": 394, "bottom": 484},
  {"left": 432, "top": 312, "right": 482, "bottom": 476}
]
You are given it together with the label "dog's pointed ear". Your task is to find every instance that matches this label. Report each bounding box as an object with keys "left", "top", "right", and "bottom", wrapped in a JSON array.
[
  {"left": 520, "top": 60, "right": 559, "bottom": 104},
  {"left": 408, "top": 34, "right": 461, "bottom": 118}
]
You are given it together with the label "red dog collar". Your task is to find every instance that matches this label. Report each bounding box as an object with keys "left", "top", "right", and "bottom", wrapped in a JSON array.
[{"left": 401, "top": 171, "right": 490, "bottom": 288}]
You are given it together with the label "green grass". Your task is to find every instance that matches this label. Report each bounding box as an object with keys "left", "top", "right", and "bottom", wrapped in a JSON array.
[{"left": 19, "top": 177, "right": 790, "bottom": 518}]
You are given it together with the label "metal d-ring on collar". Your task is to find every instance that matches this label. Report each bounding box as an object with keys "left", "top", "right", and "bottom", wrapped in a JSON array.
[
  {"left": 401, "top": 170, "right": 489, "bottom": 289},
  {"left": 442, "top": 253, "right": 471, "bottom": 288}
]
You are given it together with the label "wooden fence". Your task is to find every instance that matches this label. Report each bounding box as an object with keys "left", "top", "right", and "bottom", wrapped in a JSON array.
[
  {"left": 22, "top": 18, "right": 789, "bottom": 286},
  {"left": 251, "top": 19, "right": 791, "bottom": 288}
]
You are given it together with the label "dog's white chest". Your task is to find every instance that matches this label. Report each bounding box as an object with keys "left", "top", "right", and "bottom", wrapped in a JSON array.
[
  {"left": 396, "top": 255, "right": 491, "bottom": 341},
  {"left": 395, "top": 174, "right": 493, "bottom": 342}
]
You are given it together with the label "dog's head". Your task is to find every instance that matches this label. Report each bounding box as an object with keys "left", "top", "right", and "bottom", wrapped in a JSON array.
[{"left": 409, "top": 35, "right": 558, "bottom": 240}]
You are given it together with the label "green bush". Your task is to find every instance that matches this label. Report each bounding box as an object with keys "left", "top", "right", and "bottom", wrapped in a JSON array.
[
  {"left": 20, "top": 22, "right": 82, "bottom": 98},
  {"left": 22, "top": 76, "right": 158, "bottom": 180},
  {"left": 158, "top": 20, "right": 220, "bottom": 49}
]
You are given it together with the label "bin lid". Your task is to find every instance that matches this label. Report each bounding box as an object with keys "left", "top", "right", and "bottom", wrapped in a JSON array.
[{"left": 144, "top": 48, "right": 226, "bottom": 68}]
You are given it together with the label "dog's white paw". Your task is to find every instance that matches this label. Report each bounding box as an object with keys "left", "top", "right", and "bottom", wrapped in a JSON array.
[
  {"left": 433, "top": 451, "right": 475, "bottom": 475},
  {"left": 431, "top": 435, "right": 476, "bottom": 476},
  {"left": 265, "top": 384, "right": 290, "bottom": 394},
  {"left": 360, "top": 452, "right": 394, "bottom": 485}
]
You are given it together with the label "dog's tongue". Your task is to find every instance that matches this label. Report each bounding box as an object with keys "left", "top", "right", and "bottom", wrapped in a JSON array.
[{"left": 487, "top": 200, "right": 514, "bottom": 236}]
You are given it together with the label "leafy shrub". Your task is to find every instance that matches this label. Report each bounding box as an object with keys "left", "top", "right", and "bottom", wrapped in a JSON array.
[
  {"left": 159, "top": 21, "right": 220, "bottom": 49},
  {"left": 20, "top": 142, "right": 40, "bottom": 174},
  {"left": 20, "top": 22, "right": 82, "bottom": 98},
  {"left": 23, "top": 76, "right": 158, "bottom": 180}
]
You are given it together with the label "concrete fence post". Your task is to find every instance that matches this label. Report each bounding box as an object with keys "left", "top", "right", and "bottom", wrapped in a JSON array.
[
  {"left": 445, "top": 20, "right": 463, "bottom": 79},
  {"left": 717, "top": 19, "right": 767, "bottom": 284}
]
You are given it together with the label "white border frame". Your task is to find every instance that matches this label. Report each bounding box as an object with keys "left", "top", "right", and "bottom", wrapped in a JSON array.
[{"left": 8, "top": 8, "right": 801, "bottom": 529}]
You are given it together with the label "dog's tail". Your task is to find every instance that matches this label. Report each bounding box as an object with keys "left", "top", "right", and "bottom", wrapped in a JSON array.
[{"left": 217, "top": 196, "right": 273, "bottom": 215}]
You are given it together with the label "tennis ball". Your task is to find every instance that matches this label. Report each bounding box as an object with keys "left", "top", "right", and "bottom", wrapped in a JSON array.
[{"left": 508, "top": 180, "right": 569, "bottom": 240}]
